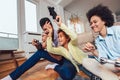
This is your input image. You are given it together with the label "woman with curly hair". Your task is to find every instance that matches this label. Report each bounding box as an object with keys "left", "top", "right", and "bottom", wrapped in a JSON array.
[{"left": 83, "top": 4, "right": 120, "bottom": 80}]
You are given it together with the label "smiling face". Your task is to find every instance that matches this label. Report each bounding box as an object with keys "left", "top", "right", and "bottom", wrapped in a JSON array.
[
  {"left": 90, "top": 15, "right": 106, "bottom": 33},
  {"left": 58, "top": 31, "right": 70, "bottom": 47}
]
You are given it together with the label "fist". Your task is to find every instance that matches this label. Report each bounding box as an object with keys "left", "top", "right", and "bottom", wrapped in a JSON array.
[{"left": 83, "top": 42, "right": 96, "bottom": 52}]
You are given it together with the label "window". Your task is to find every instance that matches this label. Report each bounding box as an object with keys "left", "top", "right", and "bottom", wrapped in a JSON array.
[
  {"left": 0, "top": 0, "right": 18, "bottom": 38},
  {"left": 25, "top": 0, "right": 37, "bottom": 32},
  {"left": 67, "top": 20, "right": 84, "bottom": 34},
  {"left": 0, "top": 0, "right": 18, "bottom": 50}
]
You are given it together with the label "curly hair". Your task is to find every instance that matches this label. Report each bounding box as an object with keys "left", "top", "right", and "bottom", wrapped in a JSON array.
[{"left": 86, "top": 4, "right": 114, "bottom": 27}]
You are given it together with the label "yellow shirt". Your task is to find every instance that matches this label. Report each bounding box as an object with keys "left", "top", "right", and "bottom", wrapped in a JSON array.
[{"left": 47, "top": 23, "right": 87, "bottom": 72}]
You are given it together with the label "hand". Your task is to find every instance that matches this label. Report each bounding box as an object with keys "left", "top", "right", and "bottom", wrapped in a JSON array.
[
  {"left": 42, "top": 32, "right": 48, "bottom": 42},
  {"left": 44, "top": 21, "right": 53, "bottom": 37},
  {"left": 116, "top": 58, "right": 120, "bottom": 61},
  {"left": 115, "top": 58, "right": 120, "bottom": 70},
  {"left": 54, "top": 16, "right": 62, "bottom": 27},
  {"left": 42, "top": 42, "right": 47, "bottom": 49},
  {"left": 32, "top": 39, "right": 39, "bottom": 46},
  {"left": 83, "top": 42, "right": 96, "bottom": 53}
]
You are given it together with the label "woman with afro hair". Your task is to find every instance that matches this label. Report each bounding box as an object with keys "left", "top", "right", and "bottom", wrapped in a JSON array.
[{"left": 83, "top": 4, "right": 120, "bottom": 80}]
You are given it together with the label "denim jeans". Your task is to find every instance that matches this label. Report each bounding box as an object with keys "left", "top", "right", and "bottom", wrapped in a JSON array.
[
  {"left": 10, "top": 49, "right": 77, "bottom": 80},
  {"left": 55, "top": 58, "right": 77, "bottom": 80}
]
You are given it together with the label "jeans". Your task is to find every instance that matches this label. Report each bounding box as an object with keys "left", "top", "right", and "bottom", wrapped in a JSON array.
[
  {"left": 10, "top": 49, "right": 77, "bottom": 80},
  {"left": 55, "top": 58, "right": 77, "bottom": 80}
]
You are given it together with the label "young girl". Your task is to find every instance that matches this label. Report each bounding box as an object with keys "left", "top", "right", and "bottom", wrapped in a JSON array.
[{"left": 46, "top": 16, "right": 119, "bottom": 80}]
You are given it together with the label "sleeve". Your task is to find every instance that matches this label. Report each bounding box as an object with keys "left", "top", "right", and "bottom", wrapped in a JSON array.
[
  {"left": 46, "top": 37, "right": 63, "bottom": 56},
  {"left": 59, "top": 23, "right": 78, "bottom": 45}
]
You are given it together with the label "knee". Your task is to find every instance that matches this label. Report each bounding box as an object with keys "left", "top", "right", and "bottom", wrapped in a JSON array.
[
  {"left": 82, "top": 58, "right": 93, "bottom": 67},
  {"left": 60, "top": 68, "right": 76, "bottom": 80}
]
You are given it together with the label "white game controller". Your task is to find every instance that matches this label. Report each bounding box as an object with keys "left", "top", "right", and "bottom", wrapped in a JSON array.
[{"left": 100, "top": 57, "right": 120, "bottom": 67}]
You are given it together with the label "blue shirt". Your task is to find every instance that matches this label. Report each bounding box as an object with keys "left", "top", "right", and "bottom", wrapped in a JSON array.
[{"left": 95, "top": 25, "right": 120, "bottom": 60}]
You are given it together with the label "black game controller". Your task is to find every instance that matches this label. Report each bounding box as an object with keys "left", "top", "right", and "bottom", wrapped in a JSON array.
[
  {"left": 28, "top": 39, "right": 39, "bottom": 44},
  {"left": 28, "top": 39, "right": 42, "bottom": 50},
  {"left": 34, "top": 39, "right": 39, "bottom": 44},
  {"left": 48, "top": 6, "right": 59, "bottom": 22}
]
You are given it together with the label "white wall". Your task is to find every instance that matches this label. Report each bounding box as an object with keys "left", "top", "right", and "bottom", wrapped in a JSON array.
[{"left": 64, "top": 10, "right": 91, "bottom": 32}]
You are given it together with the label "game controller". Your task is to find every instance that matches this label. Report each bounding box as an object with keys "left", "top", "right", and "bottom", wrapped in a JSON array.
[
  {"left": 48, "top": 6, "right": 59, "bottom": 22},
  {"left": 100, "top": 57, "right": 120, "bottom": 67}
]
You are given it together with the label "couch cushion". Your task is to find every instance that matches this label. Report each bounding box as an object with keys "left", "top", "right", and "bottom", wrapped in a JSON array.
[{"left": 77, "top": 32, "right": 94, "bottom": 49}]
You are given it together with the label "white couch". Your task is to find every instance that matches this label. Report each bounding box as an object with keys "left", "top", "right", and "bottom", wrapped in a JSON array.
[{"left": 77, "top": 31, "right": 95, "bottom": 52}]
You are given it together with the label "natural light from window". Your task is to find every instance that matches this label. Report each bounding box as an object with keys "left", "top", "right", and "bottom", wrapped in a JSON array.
[
  {"left": 0, "top": 0, "right": 17, "bottom": 38},
  {"left": 67, "top": 20, "right": 84, "bottom": 34},
  {"left": 25, "top": 0, "right": 37, "bottom": 32}
]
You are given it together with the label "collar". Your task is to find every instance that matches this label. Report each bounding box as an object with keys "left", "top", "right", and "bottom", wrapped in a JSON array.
[{"left": 98, "top": 27, "right": 113, "bottom": 41}]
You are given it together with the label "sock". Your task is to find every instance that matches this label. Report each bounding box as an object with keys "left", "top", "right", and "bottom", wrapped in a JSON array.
[
  {"left": 1, "top": 75, "right": 12, "bottom": 80},
  {"left": 45, "top": 63, "right": 58, "bottom": 70}
]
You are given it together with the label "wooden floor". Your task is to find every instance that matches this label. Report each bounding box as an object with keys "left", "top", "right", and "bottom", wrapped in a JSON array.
[
  {"left": 20, "top": 60, "right": 59, "bottom": 80},
  {"left": 19, "top": 60, "right": 89, "bottom": 80}
]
